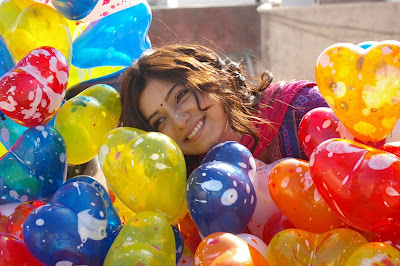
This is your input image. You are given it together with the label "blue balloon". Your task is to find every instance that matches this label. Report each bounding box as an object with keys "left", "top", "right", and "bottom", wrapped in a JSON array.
[
  {"left": 23, "top": 181, "right": 110, "bottom": 265},
  {"left": 0, "top": 125, "right": 67, "bottom": 204},
  {"left": 358, "top": 41, "right": 377, "bottom": 50},
  {"left": 0, "top": 110, "right": 27, "bottom": 149},
  {"left": 186, "top": 161, "right": 257, "bottom": 237},
  {"left": 72, "top": 2, "right": 152, "bottom": 68},
  {"left": 64, "top": 175, "right": 122, "bottom": 233},
  {"left": 51, "top": 0, "right": 99, "bottom": 20},
  {"left": 0, "top": 34, "right": 14, "bottom": 77},
  {"left": 172, "top": 225, "right": 184, "bottom": 263}
]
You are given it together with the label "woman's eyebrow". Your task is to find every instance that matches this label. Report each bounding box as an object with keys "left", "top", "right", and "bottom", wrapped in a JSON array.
[{"left": 146, "top": 83, "right": 179, "bottom": 123}]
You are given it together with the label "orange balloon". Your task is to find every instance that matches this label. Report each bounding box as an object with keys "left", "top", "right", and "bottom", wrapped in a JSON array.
[
  {"left": 345, "top": 242, "right": 400, "bottom": 265},
  {"left": 268, "top": 158, "right": 347, "bottom": 233},
  {"left": 176, "top": 213, "right": 202, "bottom": 256},
  {"left": 267, "top": 228, "right": 368, "bottom": 265},
  {"left": 315, "top": 41, "right": 400, "bottom": 142},
  {"left": 195, "top": 232, "right": 268, "bottom": 265}
]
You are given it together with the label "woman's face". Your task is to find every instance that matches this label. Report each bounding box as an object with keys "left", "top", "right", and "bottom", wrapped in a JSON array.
[{"left": 138, "top": 78, "right": 237, "bottom": 155}]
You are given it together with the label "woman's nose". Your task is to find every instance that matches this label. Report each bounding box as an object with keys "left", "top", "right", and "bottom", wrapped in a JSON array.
[{"left": 173, "top": 111, "right": 189, "bottom": 128}]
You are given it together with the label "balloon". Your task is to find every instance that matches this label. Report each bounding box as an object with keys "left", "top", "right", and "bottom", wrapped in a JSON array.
[
  {"left": 68, "top": 65, "right": 124, "bottom": 89},
  {"left": 100, "top": 129, "right": 187, "bottom": 221},
  {"left": 372, "top": 230, "right": 400, "bottom": 250},
  {"left": 51, "top": 0, "right": 99, "bottom": 20},
  {"left": 267, "top": 228, "right": 368, "bottom": 265},
  {"left": 195, "top": 232, "right": 268, "bottom": 265},
  {"left": 0, "top": 142, "right": 6, "bottom": 157},
  {"left": 0, "top": 46, "right": 68, "bottom": 127},
  {"left": 0, "top": 202, "right": 37, "bottom": 239},
  {"left": 0, "top": 35, "right": 14, "bottom": 77},
  {"left": 345, "top": 242, "right": 400, "bottom": 265},
  {"left": 0, "top": 125, "right": 67, "bottom": 204},
  {"left": 0, "top": 232, "right": 42, "bottom": 266},
  {"left": 310, "top": 138, "right": 400, "bottom": 232},
  {"left": 298, "top": 107, "right": 385, "bottom": 158},
  {"left": 175, "top": 213, "right": 202, "bottom": 256},
  {"left": 262, "top": 212, "right": 294, "bottom": 245},
  {"left": 23, "top": 181, "right": 113, "bottom": 265},
  {"left": 0, "top": 0, "right": 33, "bottom": 36},
  {"left": 54, "top": 84, "right": 121, "bottom": 165},
  {"left": 315, "top": 41, "right": 400, "bottom": 143},
  {"left": 104, "top": 211, "right": 176, "bottom": 265},
  {"left": 269, "top": 158, "right": 347, "bottom": 233},
  {"left": 186, "top": 159, "right": 256, "bottom": 237},
  {"left": 81, "top": 0, "right": 144, "bottom": 23},
  {"left": 381, "top": 141, "right": 400, "bottom": 157},
  {"left": 3, "top": 3, "right": 72, "bottom": 61},
  {"left": 172, "top": 225, "right": 184, "bottom": 264},
  {"left": 177, "top": 252, "right": 195, "bottom": 266},
  {"left": 386, "top": 119, "right": 400, "bottom": 142},
  {"left": 237, "top": 233, "right": 268, "bottom": 261},
  {"left": 247, "top": 158, "right": 288, "bottom": 239},
  {"left": 72, "top": 2, "right": 151, "bottom": 68},
  {"left": 0, "top": 110, "right": 27, "bottom": 149},
  {"left": 64, "top": 175, "right": 122, "bottom": 233},
  {"left": 108, "top": 186, "right": 136, "bottom": 224}
]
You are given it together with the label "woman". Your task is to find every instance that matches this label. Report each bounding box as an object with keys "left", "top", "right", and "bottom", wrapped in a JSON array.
[{"left": 119, "top": 44, "right": 328, "bottom": 171}]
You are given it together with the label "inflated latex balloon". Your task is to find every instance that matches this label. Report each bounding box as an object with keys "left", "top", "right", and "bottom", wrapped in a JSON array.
[
  {"left": 372, "top": 230, "right": 400, "bottom": 250},
  {"left": 177, "top": 252, "right": 195, "bottom": 266},
  {"left": 195, "top": 232, "right": 268, "bottom": 265},
  {"left": 315, "top": 40, "right": 400, "bottom": 143},
  {"left": 51, "top": 0, "right": 99, "bottom": 20},
  {"left": 0, "top": 125, "right": 67, "bottom": 204},
  {"left": 0, "top": 46, "right": 68, "bottom": 127},
  {"left": 0, "top": 142, "right": 6, "bottom": 157},
  {"left": 100, "top": 130, "right": 187, "bottom": 221},
  {"left": 345, "top": 242, "right": 400, "bottom": 265},
  {"left": 72, "top": 2, "right": 151, "bottom": 68},
  {"left": 386, "top": 119, "right": 400, "bottom": 143},
  {"left": 247, "top": 158, "right": 287, "bottom": 239},
  {"left": 172, "top": 225, "right": 184, "bottom": 264},
  {"left": 54, "top": 84, "right": 121, "bottom": 165},
  {"left": 68, "top": 65, "right": 124, "bottom": 89},
  {"left": 104, "top": 211, "right": 176, "bottom": 265},
  {"left": 186, "top": 159, "right": 256, "bottom": 237},
  {"left": 267, "top": 228, "right": 368, "bottom": 265},
  {"left": 81, "top": 0, "right": 144, "bottom": 23},
  {"left": 0, "top": 202, "right": 37, "bottom": 239},
  {"left": 269, "top": 158, "right": 347, "bottom": 233},
  {"left": 64, "top": 175, "right": 121, "bottom": 233},
  {"left": 237, "top": 233, "right": 268, "bottom": 261},
  {"left": 381, "top": 141, "right": 400, "bottom": 157},
  {"left": 108, "top": 186, "right": 136, "bottom": 224},
  {"left": 309, "top": 138, "right": 400, "bottom": 232},
  {"left": 23, "top": 181, "right": 113, "bottom": 265},
  {"left": 262, "top": 212, "right": 294, "bottom": 245},
  {"left": 0, "top": 232, "right": 42, "bottom": 266},
  {"left": 4, "top": 3, "right": 72, "bottom": 61},
  {"left": 0, "top": 110, "right": 27, "bottom": 149},
  {"left": 298, "top": 107, "right": 385, "bottom": 158},
  {"left": 176, "top": 213, "right": 202, "bottom": 256},
  {"left": 0, "top": 35, "right": 14, "bottom": 77},
  {"left": 0, "top": 0, "right": 33, "bottom": 36}
]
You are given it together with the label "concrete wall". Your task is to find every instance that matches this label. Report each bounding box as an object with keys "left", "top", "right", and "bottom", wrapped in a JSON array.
[{"left": 258, "top": 1, "right": 400, "bottom": 81}]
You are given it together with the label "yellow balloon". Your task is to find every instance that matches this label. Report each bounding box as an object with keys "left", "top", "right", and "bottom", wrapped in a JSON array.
[
  {"left": 68, "top": 65, "right": 124, "bottom": 89},
  {"left": 345, "top": 242, "right": 400, "bottom": 265},
  {"left": 104, "top": 211, "right": 176, "bottom": 266},
  {"left": 0, "top": 142, "right": 7, "bottom": 157},
  {"left": 54, "top": 84, "right": 121, "bottom": 165},
  {"left": 0, "top": 0, "right": 33, "bottom": 36},
  {"left": 4, "top": 3, "right": 72, "bottom": 61},
  {"left": 108, "top": 184, "right": 136, "bottom": 224},
  {"left": 101, "top": 130, "right": 187, "bottom": 221}
]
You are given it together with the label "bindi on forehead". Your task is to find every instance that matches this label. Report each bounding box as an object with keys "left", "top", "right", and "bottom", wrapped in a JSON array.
[{"left": 160, "top": 103, "right": 163, "bottom": 107}]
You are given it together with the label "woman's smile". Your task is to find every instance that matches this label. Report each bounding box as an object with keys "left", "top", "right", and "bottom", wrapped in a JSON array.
[{"left": 185, "top": 117, "right": 205, "bottom": 142}]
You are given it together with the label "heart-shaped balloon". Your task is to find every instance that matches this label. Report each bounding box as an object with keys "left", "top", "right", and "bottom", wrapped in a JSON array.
[
  {"left": 55, "top": 84, "right": 121, "bottom": 165},
  {"left": 175, "top": 213, "right": 202, "bottom": 256},
  {"left": 104, "top": 211, "right": 176, "bottom": 265},
  {"left": 0, "top": 125, "right": 67, "bottom": 204},
  {"left": 315, "top": 41, "right": 400, "bottom": 143},
  {"left": 186, "top": 143, "right": 257, "bottom": 237},
  {"left": 0, "top": 110, "right": 27, "bottom": 149},
  {"left": 23, "top": 181, "right": 113, "bottom": 265},
  {"left": 381, "top": 141, "right": 400, "bottom": 157},
  {"left": 267, "top": 228, "right": 368, "bottom": 265},
  {"left": 0, "top": 35, "right": 14, "bottom": 77},
  {"left": 269, "top": 158, "right": 347, "bottom": 233},
  {"left": 310, "top": 138, "right": 400, "bottom": 232},
  {"left": 80, "top": 0, "right": 144, "bottom": 23},
  {"left": 298, "top": 107, "right": 385, "bottom": 158},
  {"left": 195, "top": 232, "right": 268, "bottom": 265},
  {"left": 0, "top": 202, "right": 37, "bottom": 239},
  {"left": 262, "top": 212, "right": 294, "bottom": 245},
  {"left": 51, "top": 0, "right": 99, "bottom": 20},
  {"left": 3, "top": 3, "right": 72, "bottom": 61},
  {"left": 345, "top": 242, "right": 400, "bottom": 265},
  {"left": 172, "top": 225, "right": 184, "bottom": 264},
  {"left": 72, "top": 2, "right": 151, "bottom": 68},
  {"left": 0, "top": 46, "right": 68, "bottom": 127},
  {"left": 0, "top": 232, "right": 42, "bottom": 266}
]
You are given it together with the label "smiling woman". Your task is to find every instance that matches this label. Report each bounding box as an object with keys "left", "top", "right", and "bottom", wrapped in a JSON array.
[{"left": 119, "top": 43, "right": 329, "bottom": 172}]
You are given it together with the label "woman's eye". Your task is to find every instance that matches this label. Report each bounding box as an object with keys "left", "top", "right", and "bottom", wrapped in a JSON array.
[
  {"left": 153, "top": 117, "right": 165, "bottom": 130},
  {"left": 176, "top": 89, "right": 189, "bottom": 104}
]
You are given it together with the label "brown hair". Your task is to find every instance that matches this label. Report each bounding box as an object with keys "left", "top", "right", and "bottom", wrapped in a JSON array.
[{"left": 119, "top": 43, "right": 273, "bottom": 153}]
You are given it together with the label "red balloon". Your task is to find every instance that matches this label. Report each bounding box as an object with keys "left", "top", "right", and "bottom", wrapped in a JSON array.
[
  {"left": 372, "top": 228, "right": 400, "bottom": 250},
  {"left": 176, "top": 213, "right": 202, "bottom": 255},
  {"left": 262, "top": 212, "right": 294, "bottom": 245},
  {"left": 310, "top": 138, "right": 400, "bottom": 233},
  {"left": 0, "top": 203, "right": 37, "bottom": 239},
  {"left": 299, "top": 107, "right": 385, "bottom": 159},
  {"left": 381, "top": 142, "right": 400, "bottom": 158},
  {"left": 0, "top": 232, "right": 42, "bottom": 266},
  {"left": 0, "top": 46, "right": 68, "bottom": 127}
]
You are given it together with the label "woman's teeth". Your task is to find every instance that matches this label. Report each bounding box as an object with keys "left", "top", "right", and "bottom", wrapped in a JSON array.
[{"left": 187, "top": 120, "right": 204, "bottom": 140}]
